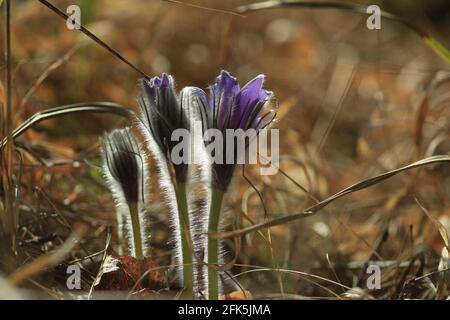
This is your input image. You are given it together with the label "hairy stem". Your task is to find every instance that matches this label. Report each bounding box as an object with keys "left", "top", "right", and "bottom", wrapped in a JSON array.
[
  {"left": 175, "top": 182, "right": 194, "bottom": 298},
  {"left": 207, "top": 188, "right": 224, "bottom": 300},
  {"left": 129, "top": 201, "right": 144, "bottom": 260}
]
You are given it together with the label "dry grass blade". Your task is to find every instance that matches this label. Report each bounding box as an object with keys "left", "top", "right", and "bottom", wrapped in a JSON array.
[
  {"left": 19, "top": 45, "right": 80, "bottom": 114},
  {"left": 414, "top": 197, "right": 449, "bottom": 249},
  {"left": 215, "top": 155, "right": 450, "bottom": 239},
  {"left": 38, "top": 0, "right": 149, "bottom": 79},
  {"left": 414, "top": 94, "right": 429, "bottom": 156},
  {"left": 87, "top": 229, "right": 112, "bottom": 299},
  {"left": 163, "top": 0, "right": 243, "bottom": 16},
  {"left": 237, "top": 0, "right": 397, "bottom": 20},
  {"left": 230, "top": 263, "right": 352, "bottom": 296},
  {"left": 0, "top": 102, "right": 131, "bottom": 149}
]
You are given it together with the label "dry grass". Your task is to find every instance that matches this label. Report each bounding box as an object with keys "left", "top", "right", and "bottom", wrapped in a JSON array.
[{"left": 0, "top": 0, "right": 449, "bottom": 299}]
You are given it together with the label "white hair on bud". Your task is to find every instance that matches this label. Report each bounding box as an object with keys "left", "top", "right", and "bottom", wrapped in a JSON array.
[
  {"left": 182, "top": 88, "right": 212, "bottom": 298},
  {"left": 101, "top": 163, "right": 130, "bottom": 255},
  {"left": 138, "top": 147, "right": 151, "bottom": 257},
  {"left": 101, "top": 128, "right": 151, "bottom": 258},
  {"left": 135, "top": 118, "right": 184, "bottom": 286}
]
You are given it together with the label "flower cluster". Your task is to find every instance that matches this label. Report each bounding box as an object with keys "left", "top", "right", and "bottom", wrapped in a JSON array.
[{"left": 101, "top": 70, "right": 276, "bottom": 299}]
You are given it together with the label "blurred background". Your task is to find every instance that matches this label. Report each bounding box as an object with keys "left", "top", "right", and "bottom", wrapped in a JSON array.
[{"left": 0, "top": 0, "right": 449, "bottom": 299}]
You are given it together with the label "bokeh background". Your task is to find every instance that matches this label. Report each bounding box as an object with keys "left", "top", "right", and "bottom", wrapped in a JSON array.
[{"left": 1, "top": 0, "right": 450, "bottom": 299}]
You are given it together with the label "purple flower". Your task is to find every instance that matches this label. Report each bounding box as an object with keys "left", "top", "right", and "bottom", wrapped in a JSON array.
[
  {"left": 194, "top": 70, "right": 277, "bottom": 189},
  {"left": 197, "top": 70, "right": 275, "bottom": 132},
  {"left": 138, "top": 73, "right": 191, "bottom": 182}
]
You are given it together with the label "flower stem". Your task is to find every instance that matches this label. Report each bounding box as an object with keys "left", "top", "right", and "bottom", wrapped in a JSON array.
[
  {"left": 207, "top": 188, "right": 224, "bottom": 300},
  {"left": 175, "top": 182, "right": 194, "bottom": 298},
  {"left": 129, "top": 201, "right": 144, "bottom": 260}
]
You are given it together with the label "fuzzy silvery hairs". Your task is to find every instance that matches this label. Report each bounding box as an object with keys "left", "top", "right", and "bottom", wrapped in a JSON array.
[
  {"left": 191, "top": 70, "right": 277, "bottom": 299},
  {"left": 137, "top": 74, "right": 197, "bottom": 297},
  {"left": 101, "top": 127, "right": 149, "bottom": 260},
  {"left": 100, "top": 70, "right": 276, "bottom": 300}
]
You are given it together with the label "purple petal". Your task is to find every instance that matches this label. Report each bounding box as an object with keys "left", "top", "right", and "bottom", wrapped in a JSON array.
[
  {"left": 139, "top": 73, "right": 181, "bottom": 149},
  {"left": 151, "top": 76, "right": 162, "bottom": 87},
  {"left": 161, "top": 73, "right": 172, "bottom": 87},
  {"left": 241, "top": 75, "right": 267, "bottom": 100},
  {"left": 234, "top": 75, "right": 270, "bottom": 129},
  {"left": 142, "top": 74, "right": 172, "bottom": 105},
  {"left": 210, "top": 70, "right": 240, "bottom": 129}
]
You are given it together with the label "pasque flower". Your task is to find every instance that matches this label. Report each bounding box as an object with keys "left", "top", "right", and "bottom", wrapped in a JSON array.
[
  {"left": 100, "top": 71, "right": 275, "bottom": 299},
  {"left": 101, "top": 127, "right": 148, "bottom": 260},
  {"left": 138, "top": 73, "right": 192, "bottom": 182},
  {"left": 195, "top": 70, "right": 277, "bottom": 190},
  {"left": 137, "top": 73, "right": 195, "bottom": 297},
  {"left": 191, "top": 70, "right": 277, "bottom": 299}
]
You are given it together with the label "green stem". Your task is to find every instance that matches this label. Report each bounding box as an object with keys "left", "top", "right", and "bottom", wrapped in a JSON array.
[
  {"left": 207, "top": 188, "right": 224, "bottom": 300},
  {"left": 175, "top": 182, "right": 194, "bottom": 298},
  {"left": 129, "top": 201, "right": 144, "bottom": 260}
]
